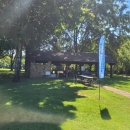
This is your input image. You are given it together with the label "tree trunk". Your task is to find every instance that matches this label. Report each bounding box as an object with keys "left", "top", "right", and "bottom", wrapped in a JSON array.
[
  {"left": 12, "top": 43, "right": 22, "bottom": 82},
  {"left": 74, "top": 29, "right": 78, "bottom": 74},
  {"left": 25, "top": 46, "right": 31, "bottom": 78},
  {"left": 10, "top": 51, "right": 15, "bottom": 71},
  {"left": 74, "top": 29, "right": 78, "bottom": 53},
  {"left": 10, "top": 57, "right": 13, "bottom": 71}
]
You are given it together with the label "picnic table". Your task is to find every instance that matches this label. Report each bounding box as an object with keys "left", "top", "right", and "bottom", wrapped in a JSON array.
[{"left": 77, "top": 75, "right": 98, "bottom": 86}]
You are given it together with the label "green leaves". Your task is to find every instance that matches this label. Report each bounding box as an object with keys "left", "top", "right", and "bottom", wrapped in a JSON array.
[
  {"left": 0, "top": 0, "right": 129, "bottom": 56},
  {"left": 117, "top": 39, "right": 130, "bottom": 73}
]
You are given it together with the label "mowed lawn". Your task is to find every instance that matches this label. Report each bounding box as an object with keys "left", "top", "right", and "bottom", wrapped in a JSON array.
[
  {"left": 100, "top": 75, "right": 130, "bottom": 92},
  {"left": 0, "top": 69, "right": 130, "bottom": 130}
]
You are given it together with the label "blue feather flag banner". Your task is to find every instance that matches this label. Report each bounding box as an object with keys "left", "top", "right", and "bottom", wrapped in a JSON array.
[{"left": 99, "top": 35, "right": 105, "bottom": 79}]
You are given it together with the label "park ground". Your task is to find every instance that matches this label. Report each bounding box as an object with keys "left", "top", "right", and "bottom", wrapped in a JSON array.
[{"left": 0, "top": 69, "right": 130, "bottom": 130}]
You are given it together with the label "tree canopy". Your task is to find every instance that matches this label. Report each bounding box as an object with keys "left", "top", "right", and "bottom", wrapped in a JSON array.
[{"left": 0, "top": 0, "right": 130, "bottom": 75}]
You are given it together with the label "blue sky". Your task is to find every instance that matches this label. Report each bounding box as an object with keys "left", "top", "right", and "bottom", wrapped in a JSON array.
[{"left": 127, "top": 0, "right": 130, "bottom": 11}]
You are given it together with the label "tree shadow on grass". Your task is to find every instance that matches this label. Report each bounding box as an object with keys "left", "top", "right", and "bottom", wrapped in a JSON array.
[
  {"left": 99, "top": 105, "right": 111, "bottom": 120},
  {"left": 0, "top": 78, "right": 88, "bottom": 130},
  {"left": 0, "top": 122, "right": 60, "bottom": 130}
]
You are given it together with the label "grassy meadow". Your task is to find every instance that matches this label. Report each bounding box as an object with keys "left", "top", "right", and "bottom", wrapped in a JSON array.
[
  {"left": 0, "top": 69, "right": 130, "bottom": 130},
  {"left": 100, "top": 75, "right": 130, "bottom": 92}
]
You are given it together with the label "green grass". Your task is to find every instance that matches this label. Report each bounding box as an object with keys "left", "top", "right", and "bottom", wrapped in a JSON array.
[
  {"left": 0, "top": 68, "right": 14, "bottom": 74},
  {"left": 0, "top": 70, "right": 130, "bottom": 130},
  {"left": 100, "top": 75, "right": 130, "bottom": 92},
  {"left": 0, "top": 68, "right": 24, "bottom": 82}
]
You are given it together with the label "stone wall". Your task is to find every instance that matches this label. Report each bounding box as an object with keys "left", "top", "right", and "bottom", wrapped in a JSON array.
[{"left": 30, "top": 62, "right": 51, "bottom": 78}]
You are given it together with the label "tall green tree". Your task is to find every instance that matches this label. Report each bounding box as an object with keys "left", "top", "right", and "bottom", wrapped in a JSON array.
[
  {"left": 118, "top": 39, "right": 130, "bottom": 74},
  {"left": 0, "top": 0, "right": 63, "bottom": 78},
  {"left": 48, "top": 0, "right": 130, "bottom": 54}
]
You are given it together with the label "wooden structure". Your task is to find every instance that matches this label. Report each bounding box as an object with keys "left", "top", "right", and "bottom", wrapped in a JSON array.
[{"left": 28, "top": 51, "right": 116, "bottom": 78}]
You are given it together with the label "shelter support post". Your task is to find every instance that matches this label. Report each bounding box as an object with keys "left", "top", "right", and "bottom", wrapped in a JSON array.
[
  {"left": 109, "top": 63, "right": 114, "bottom": 78},
  {"left": 65, "top": 64, "right": 68, "bottom": 77},
  {"left": 95, "top": 63, "right": 99, "bottom": 78},
  {"left": 89, "top": 64, "right": 93, "bottom": 73},
  {"left": 79, "top": 64, "right": 81, "bottom": 74}
]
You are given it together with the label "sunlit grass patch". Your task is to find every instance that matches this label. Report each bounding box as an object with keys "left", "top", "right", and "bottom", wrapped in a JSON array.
[{"left": 5, "top": 101, "right": 13, "bottom": 106}]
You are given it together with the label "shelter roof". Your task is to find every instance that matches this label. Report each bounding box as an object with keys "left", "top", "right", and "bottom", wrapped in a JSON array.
[{"left": 28, "top": 51, "right": 116, "bottom": 64}]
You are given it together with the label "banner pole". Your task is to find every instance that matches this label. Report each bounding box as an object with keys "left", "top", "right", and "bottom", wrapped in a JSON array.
[{"left": 99, "top": 79, "right": 100, "bottom": 100}]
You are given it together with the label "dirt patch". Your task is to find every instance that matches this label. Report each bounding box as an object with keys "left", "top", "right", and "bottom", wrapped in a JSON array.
[{"left": 76, "top": 92, "right": 87, "bottom": 97}]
